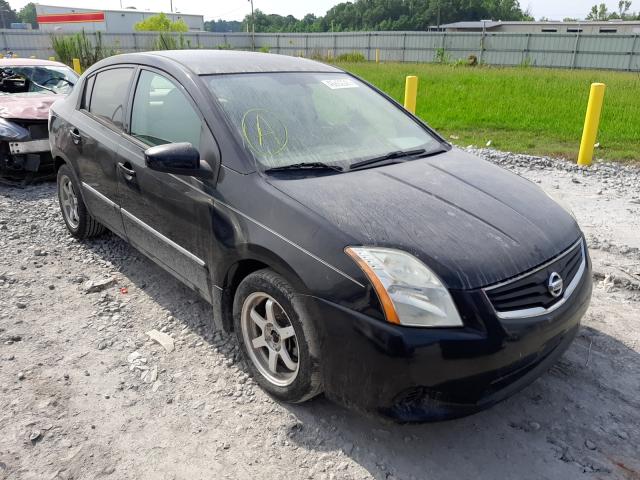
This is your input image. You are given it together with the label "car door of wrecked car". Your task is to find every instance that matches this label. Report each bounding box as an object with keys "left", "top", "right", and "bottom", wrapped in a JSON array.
[
  {"left": 70, "top": 67, "right": 135, "bottom": 236},
  {"left": 115, "top": 67, "right": 218, "bottom": 302}
]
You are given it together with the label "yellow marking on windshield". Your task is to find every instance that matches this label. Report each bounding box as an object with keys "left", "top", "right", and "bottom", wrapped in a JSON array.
[
  {"left": 241, "top": 109, "right": 288, "bottom": 155},
  {"left": 256, "top": 114, "right": 263, "bottom": 145}
]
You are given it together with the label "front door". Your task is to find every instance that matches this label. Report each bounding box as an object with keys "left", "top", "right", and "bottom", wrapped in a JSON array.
[
  {"left": 116, "top": 68, "right": 215, "bottom": 301},
  {"left": 71, "top": 67, "right": 135, "bottom": 236}
]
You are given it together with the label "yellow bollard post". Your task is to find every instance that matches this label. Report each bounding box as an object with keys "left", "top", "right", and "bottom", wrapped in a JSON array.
[
  {"left": 577, "top": 83, "right": 606, "bottom": 166},
  {"left": 375, "top": 48, "right": 380, "bottom": 63},
  {"left": 72, "top": 58, "right": 82, "bottom": 74},
  {"left": 49, "top": 56, "right": 56, "bottom": 61},
  {"left": 403, "top": 75, "right": 418, "bottom": 114}
]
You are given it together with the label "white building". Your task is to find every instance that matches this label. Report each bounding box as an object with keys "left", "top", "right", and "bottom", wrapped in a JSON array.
[
  {"left": 439, "top": 20, "right": 640, "bottom": 35},
  {"left": 35, "top": 4, "right": 204, "bottom": 32}
]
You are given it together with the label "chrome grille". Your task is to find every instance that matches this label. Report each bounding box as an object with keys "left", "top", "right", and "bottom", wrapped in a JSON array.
[{"left": 484, "top": 240, "right": 585, "bottom": 319}]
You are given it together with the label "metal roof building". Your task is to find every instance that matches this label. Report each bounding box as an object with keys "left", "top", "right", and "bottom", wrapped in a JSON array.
[
  {"left": 35, "top": 4, "right": 204, "bottom": 32},
  {"left": 439, "top": 20, "right": 640, "bottom": 35}
]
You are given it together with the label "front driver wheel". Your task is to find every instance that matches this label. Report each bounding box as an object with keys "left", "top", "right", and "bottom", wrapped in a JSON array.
[{"left": 233, "top": 269, "right": 322, "bottom": 403}]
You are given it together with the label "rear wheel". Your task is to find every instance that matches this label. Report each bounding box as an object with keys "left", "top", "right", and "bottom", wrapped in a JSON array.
[
  {"left": 233, "top": 269, "right": 322, "bottom": 403},
  {"left": 57, "top": 164, "right": 105, "bottom": 239}
]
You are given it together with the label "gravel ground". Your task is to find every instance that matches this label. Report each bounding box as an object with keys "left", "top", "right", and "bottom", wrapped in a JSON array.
[{"left": 1, "top": 149, "right": 639, "bottom": 480}]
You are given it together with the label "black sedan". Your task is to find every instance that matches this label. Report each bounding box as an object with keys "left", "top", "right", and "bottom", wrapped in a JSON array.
[{"left": 49, "top": 51, "right": 592, "bottom": 422}]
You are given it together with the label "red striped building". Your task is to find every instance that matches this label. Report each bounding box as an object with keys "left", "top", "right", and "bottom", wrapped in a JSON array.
[{"left": 35, "top": 4, "right": 203, "bottom": 32}]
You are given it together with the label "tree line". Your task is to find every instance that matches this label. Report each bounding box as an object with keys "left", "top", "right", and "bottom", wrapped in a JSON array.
[
  {"left": 2, "top": 0, "right": 639, "bottom": 33},
  {"left": 206, "top": 0, "right": 533, "bottom": 33},
  {"left": 204, "top": 0, "right": 640, "bottom": 33}
]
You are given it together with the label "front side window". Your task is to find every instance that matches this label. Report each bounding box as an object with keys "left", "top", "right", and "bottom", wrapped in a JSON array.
[
  {"left": 89, "top": 68, "right": 134, "bottom": 129},
  {"left": 130, "top": 70, "right": 202, "bottom": 148},
  {"left": 203, "top": 72, "right": 442, "bottom": 171}
]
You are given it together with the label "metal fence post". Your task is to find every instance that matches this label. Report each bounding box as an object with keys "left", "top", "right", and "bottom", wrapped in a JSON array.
[
  {"left": 439, "top": 31, "right": 446, "bottom": 62},
  {"left": 629, "top": 35, "right": 639, "bottom": 71},
  {"left": 402, "top": 32, "right": 407, "bottom": 62},
  {"left": 522, "top": 33, "right": 531, "bottom": 65},
  {"left": 571, "top": 32, "right": 581, "bottom": 69},
  {"left": 367, "top": 32, "right": 371, "bottom": 61},
  {"left": 333, "top": 33, "right": 337, "bottom": 59},
  {"left": 479, "top": 31, "right": 485, "bottom": 64}
]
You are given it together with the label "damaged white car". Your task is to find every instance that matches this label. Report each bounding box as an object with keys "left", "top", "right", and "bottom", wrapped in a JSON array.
[{"left": 0, "top": 58, "right": 78, "bottom": 184}]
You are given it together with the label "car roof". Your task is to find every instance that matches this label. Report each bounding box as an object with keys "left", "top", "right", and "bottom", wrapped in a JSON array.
[
  {"left": 0, "top": 58, "right": 70, "bottom": 68},
  {"left": 131, "top": 50, "right": 342, "bottom": 75}
]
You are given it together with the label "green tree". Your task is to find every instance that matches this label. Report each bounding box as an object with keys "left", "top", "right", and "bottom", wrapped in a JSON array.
[
  {"left": 586, "top": 3, "right": 611, "bottom": 20},
  {"left": 134, "top": 13, "right": 188, "bottom": 32},
  {"left": 0, "top": 0, "right": 18, "bottom": 29},
  {"left": 18, "top": 2, "right": 37, "bottom": 29},
  {"left": 617, "top": 0, "right": 632, "bottom": 18}
]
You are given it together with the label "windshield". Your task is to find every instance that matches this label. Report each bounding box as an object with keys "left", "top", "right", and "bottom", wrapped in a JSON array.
[
  {"left": 0, "top": 65, "right": 78, "bottom": 95},
  {"left": 203, "top": 72, "right": 442, "bottom": 171}
]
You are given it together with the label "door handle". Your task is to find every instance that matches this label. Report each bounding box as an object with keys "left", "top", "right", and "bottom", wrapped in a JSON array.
[
  {"left": 69, "top": 128, "right": 81, "bottom": 145},
  {"left": 118, "top": 162, "right": 136, "bottom": 179}
]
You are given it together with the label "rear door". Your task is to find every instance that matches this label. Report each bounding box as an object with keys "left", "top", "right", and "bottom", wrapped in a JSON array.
[
  {"left": 115, "top": 68, "right": 216, "bottom": 301},
  {"left": 70, "top": 67, "right": 135, "bottom": 235}
]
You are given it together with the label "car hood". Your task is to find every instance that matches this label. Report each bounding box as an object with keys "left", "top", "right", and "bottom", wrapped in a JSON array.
[
  {"left": 0, "top": 93, "right": 59, "bottom": 120},
  {"left": 268, "top": 149, "right": 581, "bottom": 290}
]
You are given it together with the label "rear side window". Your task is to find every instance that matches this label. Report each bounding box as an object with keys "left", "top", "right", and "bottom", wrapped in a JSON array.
[
  {"left": 89, "top": 68, "right": 134, "bottom": 129},
  {"left": 130, "top": 70, "right": 202, "bottom": 148},
  {"left": 81, "top": 75, "right": 95, "bottom": 110}
]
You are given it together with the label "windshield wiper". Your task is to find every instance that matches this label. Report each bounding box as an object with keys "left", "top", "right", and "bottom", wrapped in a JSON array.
[
  {"left": 265, "top": 162, "right": 343, "bottom": 173},
  {"left": 31, "top": 80, "right": 58, "bottom": 94},
  {"left": 349, "top": 148, "right": 428, "bottom": 170}
]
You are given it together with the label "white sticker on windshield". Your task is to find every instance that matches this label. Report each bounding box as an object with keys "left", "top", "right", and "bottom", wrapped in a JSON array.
[{"left": 322, "top": 78, "right": 359, "bottom": 89}]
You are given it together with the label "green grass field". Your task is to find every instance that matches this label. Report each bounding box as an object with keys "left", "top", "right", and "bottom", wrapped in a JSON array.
[{"left": 337, "top": 62, "right": 640, "bottom": 163}]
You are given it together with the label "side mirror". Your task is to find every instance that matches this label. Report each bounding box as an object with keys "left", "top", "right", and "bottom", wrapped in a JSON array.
[{"left": 144, "top": 142, "right": 212, "bottom": 178}]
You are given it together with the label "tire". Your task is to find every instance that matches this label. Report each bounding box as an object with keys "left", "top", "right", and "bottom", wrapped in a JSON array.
[
  {"left": 233, "top": 269, "right": 322, "bottom": 403},
  {"left": 57, "top": 163, "right": 106, "bottom": 239}
]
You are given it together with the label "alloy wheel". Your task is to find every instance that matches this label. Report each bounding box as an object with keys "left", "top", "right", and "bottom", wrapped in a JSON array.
[
  {"left": 240, "top": 292, "right": 300, "bottom": 387},
  {"left": 59, "top": 175, "right": 80, "bottom": 229}
]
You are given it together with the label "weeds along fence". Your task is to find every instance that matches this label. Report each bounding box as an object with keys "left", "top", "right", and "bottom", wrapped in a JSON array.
[{"left": 1, "top": 29, "right": 639, "bottom": 71}]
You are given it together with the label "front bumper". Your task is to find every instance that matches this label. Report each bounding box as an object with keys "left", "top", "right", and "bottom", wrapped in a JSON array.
[
  {"left": 1, "top": 119, "right": 53, "bottom": 180},
  {"left": 9, "top": 139, "right": 50, "bottom": 155},
  {"left": 309, "top": 253, "right": 592, "bottom": 422},
  {"left": 1, "top": 140, "right": 53, "bottom": 180}
]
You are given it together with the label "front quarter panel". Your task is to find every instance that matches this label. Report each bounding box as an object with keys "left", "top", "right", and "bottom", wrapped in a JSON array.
[{"left": 208, "top": 167, "right": 383, "bottom": 328}]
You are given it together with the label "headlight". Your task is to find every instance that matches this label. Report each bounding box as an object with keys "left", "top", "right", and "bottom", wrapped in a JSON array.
[
  {"left": 544, "top": 189, "right": 576, "bottom": 221},
  {"left": 345, "top": 247, "right": 463, "bottom": 327},
  {"left": 0, "top": 117, "right": 29, "bottom": 141}
]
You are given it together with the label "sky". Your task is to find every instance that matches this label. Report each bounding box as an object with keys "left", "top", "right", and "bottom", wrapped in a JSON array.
[{"left": 7, "top": 0, "right": 633, "bottom": 22}]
